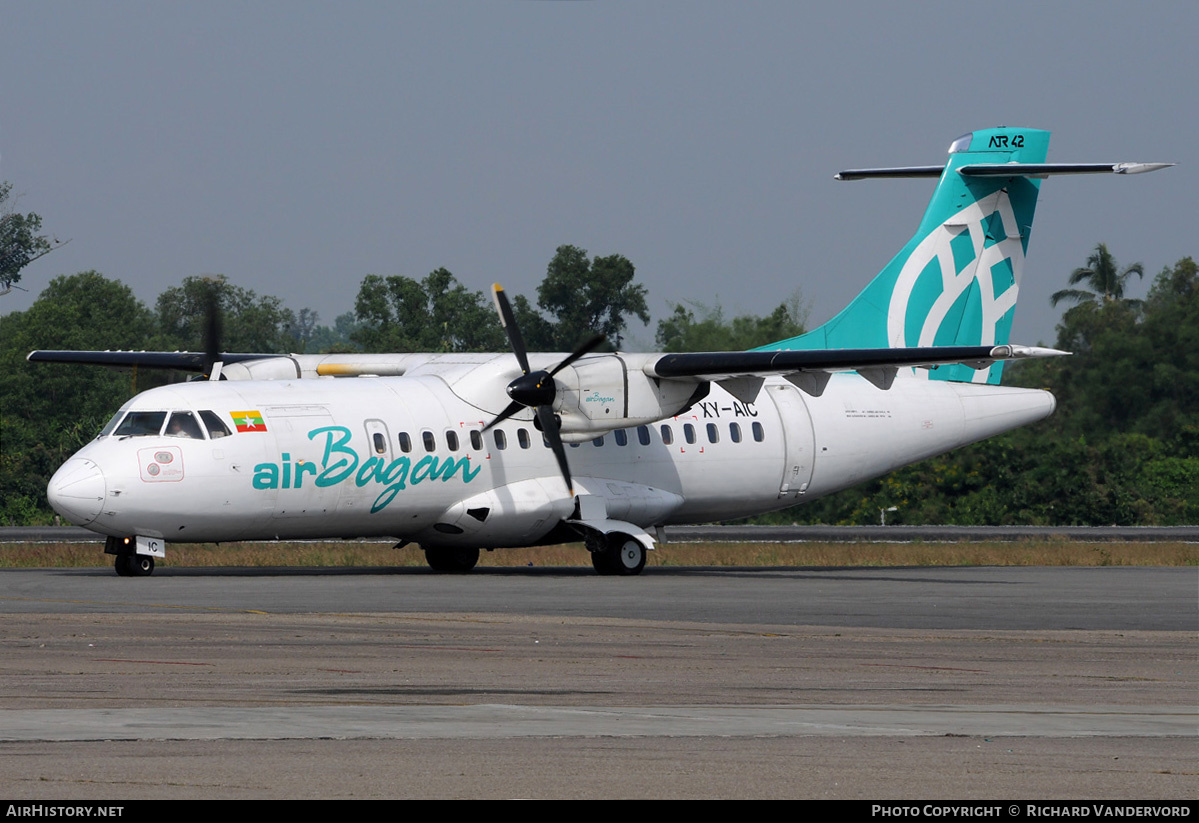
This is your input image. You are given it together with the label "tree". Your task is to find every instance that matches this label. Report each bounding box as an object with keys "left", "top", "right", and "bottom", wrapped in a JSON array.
[
  {"left": 0, "top": 272, "right": 156, "bottom": 523},
  {"left": 351, "top": 268, "right": 505, "bottom": 353},
  {"left": 306, "top": 311, "right": 362, "bottom": 353},
  {"left": 656, "top": 292, "right": 807, "bottom": 352},
  {"left": 155, "top": 275, "right": 301, "bottom": 353},
  {"left": 0, "top": 182, "right": 66, "bottom": 294},
  {"left": 1050, "top": 243, "right": 1144, "bottom": 307},
  {"left": 535, "top": 245, "right": 650, "bottom": 349}
]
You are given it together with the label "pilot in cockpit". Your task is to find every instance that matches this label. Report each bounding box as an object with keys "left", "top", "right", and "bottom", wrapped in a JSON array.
[{"left": 165, "top": 411, "right": 205, "bottom": 439}]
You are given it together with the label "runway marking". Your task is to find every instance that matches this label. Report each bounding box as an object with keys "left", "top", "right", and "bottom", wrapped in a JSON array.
[
  {"left": 93, "top": 659, "right": 215, "bottom": 666},
  {"left": 1, "top": 704, "right": 1190, "bottom": 742},
  {"left": 864, "top": 663, "right": 988, "bottom": 672},
  {"left": 0, "top": 595, "right": 273, "bottom": 615}
]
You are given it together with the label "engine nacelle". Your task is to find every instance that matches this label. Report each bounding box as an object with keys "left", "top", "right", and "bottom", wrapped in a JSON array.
[
  {"left": 553, "top": 354, "right": 700, "bottom": 441},
  {"left": 219, "top": 357, "right": 302, "bottom": 381}
]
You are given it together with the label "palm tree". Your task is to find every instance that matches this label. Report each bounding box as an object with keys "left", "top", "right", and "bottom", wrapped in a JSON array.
[{"left": 1050, "top": 243, "right": 1144, "bottom": 307}]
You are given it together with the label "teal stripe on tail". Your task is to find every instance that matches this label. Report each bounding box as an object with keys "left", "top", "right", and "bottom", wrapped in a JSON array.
[{"left": 760, "top": 127, "right": 1050, "bottom": 384}]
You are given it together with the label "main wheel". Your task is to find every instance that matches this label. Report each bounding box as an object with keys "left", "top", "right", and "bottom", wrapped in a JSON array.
[
  {"left": 590, "top": 533, "right": 647, "bottom": 576},
  {"left": 590, "top": 546, "right": 616, "bottom": 575},
  {"left": 611, "top": 535, "right": 647, "bottom": 576},
  {"left": 424, "top": 546, "right": 480, "bottom": 573}
]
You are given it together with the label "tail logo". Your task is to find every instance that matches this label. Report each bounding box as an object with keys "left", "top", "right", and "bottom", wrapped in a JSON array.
[{"left": 887, "top": 190, "right": 1025, "bottom": 382}]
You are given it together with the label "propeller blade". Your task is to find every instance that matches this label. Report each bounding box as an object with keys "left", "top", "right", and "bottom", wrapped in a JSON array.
[
  {"left": 491, "top": 283, "right": 530, "bottom": 376},
  {"left": 201, "top": 278, "right": 223, "bottom": 379},
  {"left": 537, "top": 405, "right": 573, "bottom": 498},
  {"left": 547, "top": 332, "right": 606, "bottom": 378},
  {"left": 482, "top": 400, "right": 525, "bottom": 433}
]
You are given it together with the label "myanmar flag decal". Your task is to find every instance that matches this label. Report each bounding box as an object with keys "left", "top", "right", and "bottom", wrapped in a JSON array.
[{"left": 231, "top": 410, "right": 267, "bottom": 433}]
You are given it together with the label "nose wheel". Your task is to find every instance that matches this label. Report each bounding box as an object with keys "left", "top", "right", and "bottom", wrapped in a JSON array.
[{"left": 114, "top": 553, "right": 155, "bottom": 577}]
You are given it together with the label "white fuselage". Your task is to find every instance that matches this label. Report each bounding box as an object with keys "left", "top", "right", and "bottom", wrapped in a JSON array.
[{"left": 47, "top": 363, "right": 1055, "bottom": 549}]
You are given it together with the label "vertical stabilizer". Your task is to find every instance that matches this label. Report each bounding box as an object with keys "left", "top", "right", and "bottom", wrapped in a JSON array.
[{"left": 762, "top": 127, "right": 1051, "bottom": 384}]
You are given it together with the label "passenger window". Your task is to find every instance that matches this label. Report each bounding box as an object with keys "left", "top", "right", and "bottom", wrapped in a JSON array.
[
  {"left": 469, "top": 430, "right": 483, "bottom": 450},
  {"left": 614, "top": 430, "right": 628, "bottom": 446},
  {"left": 753, "top": 422, "right": 765, "bottom": 442},
  {"left": 707, "top": 423, "right": 719, "bottom": 443},
  {"left": 660, "top": 424, "right": 673, "bottom": 445},
  {"left": 372, "top": 432, "right": 387, "bottom": 454},
  {"left": 729, "top": 422, "right": 742, "bottom": 443},
  {"left": 398, "top": 432, "right": 412, "bottom": 453},
  {"left": 637, "top": 425, "right": 650, "bottom": 446},
  {"left": 199, "top": 410, "right": 231, "bottom": 439},
  {"left": 518, "top": 428, "right": 531, "bottom": 449},
  {"left": 114, "top": 411, "right": 167, "bottom": 437},
  {"left": 446, "top": 431, "right": 459, "bottom": 451},
  {"left": 494, "top": 429, "right": 507, "bottom": 450},
  {"left": 683, "top": 423, "right": 696, "bottom": 445},
  {"left": 422, "top": 431, "right": 436, "bottom": 452},
  {"left": 166, "top": 411, "right": 204, "bottom": 439}
]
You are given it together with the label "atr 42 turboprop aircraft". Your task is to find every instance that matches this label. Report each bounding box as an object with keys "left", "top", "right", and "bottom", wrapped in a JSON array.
[{"left": 32, "top": 128, "right": 1171, "bottom": 576}]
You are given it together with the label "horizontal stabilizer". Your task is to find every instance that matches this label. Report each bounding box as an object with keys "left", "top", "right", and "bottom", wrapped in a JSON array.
[
  {"left": 959, "top": 162, "right": 1175, "bottom": 178},
  {"left": 838, "top": 162, "right": 1174, "bottom": 181},
  {"left": 834, "top": 166, "right": 945, "bottom": 181}
]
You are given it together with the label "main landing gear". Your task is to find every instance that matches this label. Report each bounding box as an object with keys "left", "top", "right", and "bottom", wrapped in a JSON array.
[
  {"left": 588, "top": 533, "right": 648, "bottom": 576},
  {"left": 424, "top": 546, "right": 480, "bottom": 573}
]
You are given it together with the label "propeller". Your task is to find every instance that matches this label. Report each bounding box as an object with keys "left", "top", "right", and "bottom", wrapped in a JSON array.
[
  {"left": 202, "top": 278, "right": 224, "bottom": 380},
  {"left": 484, "top": 283, "right": 605, "bottom": 497}
]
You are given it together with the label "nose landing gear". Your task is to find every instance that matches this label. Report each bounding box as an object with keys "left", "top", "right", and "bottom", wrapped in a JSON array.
[{"left": 106, "top": 535, "right": 156, "bottom": 577}]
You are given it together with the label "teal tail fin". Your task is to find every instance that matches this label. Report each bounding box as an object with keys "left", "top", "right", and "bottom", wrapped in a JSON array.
[{"left": 761, "top": 127, "right": 1051, "bottom": 384}]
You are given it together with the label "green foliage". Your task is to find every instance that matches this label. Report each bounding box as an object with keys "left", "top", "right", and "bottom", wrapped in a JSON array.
[
  {"left": 155, "top": 275, "right": 300, "bottom": 353},
  {"left": 765, "top": 252, "right": 1199, "bottom": 527},
  {"left": 351, "top": 268, "right": 505, "bottom": 353},
  {"left": 0, "top": 272, "right": 155, "bottom": 523},
  {"left": 656, "top": 292, "right": 807, "bottom": 352},
  {"left": 5, "top": 245, "right": 1197, "bottom": 529},
  {"left": 534, "top": 245, "right": 650, "bottom": 349},
  {"left": 306, "top": 311, "right": 362, "bottom": 354},
  {"left": 0, "top": 182, "right": 65, "bottom": 291},
  {"left": 1050, "top": 242, "right": 1144, "bottom": 307}
]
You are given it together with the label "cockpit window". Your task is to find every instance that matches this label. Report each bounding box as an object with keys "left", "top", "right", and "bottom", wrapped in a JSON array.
[
  {"left": 199, "top": 410, "right": 231, "bottom": 439},
  {"left": 98, "top": 410, "right": 126, "bottom": 438},
  {"left": 114, "top": 411, "right": 167, "bottom": 437},
  {"left": 165, "top": 411, "right": 205, "bottom": 439}
]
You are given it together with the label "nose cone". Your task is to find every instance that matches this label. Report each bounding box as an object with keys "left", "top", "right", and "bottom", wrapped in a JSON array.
[{"left": 47, "top": 458, "right": 106, "bottom": 526}]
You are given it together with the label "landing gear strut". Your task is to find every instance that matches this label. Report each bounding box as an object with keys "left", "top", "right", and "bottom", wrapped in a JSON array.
[
  {"left": 589, "top": 533, "right": 647, "bottom": 576},
  {"left": 424, "top": 546, "right": 480, "bottom": 573}
]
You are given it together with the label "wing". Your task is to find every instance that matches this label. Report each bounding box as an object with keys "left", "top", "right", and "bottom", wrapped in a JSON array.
[
  {"left": 646, "top": 344, "right": 1067, "bottom": 393},
  {"left": 26, "top": 350, "right": 282, "bottom": 370}
]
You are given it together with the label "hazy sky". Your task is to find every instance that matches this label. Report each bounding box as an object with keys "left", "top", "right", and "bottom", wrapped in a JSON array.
[{"left": 2, "top": 1, "right": 1192, "bottom": 348}]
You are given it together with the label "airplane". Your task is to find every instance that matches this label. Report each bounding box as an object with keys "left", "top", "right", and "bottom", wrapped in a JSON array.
[{"left": 30, "top": 127, "right": 1172, "bottom": 577}]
